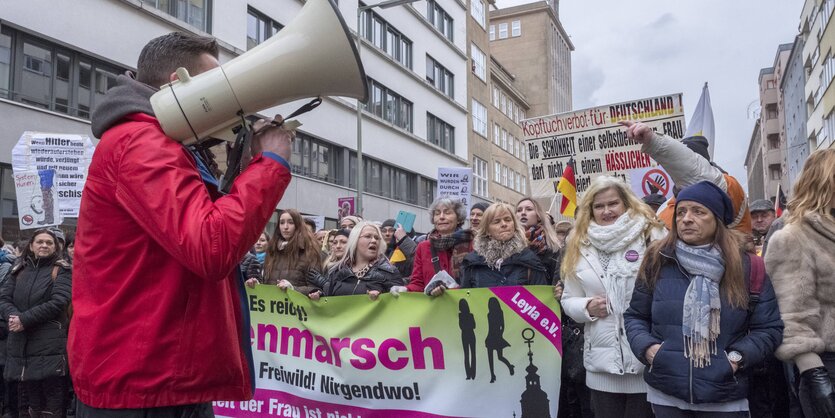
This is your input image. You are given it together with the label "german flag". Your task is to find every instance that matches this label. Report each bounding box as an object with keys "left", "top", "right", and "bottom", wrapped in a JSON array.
[
  {"left": 557, "top": 158, "right": 577, "bottom": 218},
  {"left": 774, "top": 183, "right": 787, "bottom": 217}
]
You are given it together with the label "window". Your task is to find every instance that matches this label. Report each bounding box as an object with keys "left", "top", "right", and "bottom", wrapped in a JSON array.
[
  {"left": 489, "top": 25, "right": 496, "bottom": 41},
  {"left": 471, "top": 0, "right": 486, "bottom": 29},
  {"left": 426, "top": 55, "right": 454, "bottom": 98},
  {"left": 426, "top": 0, "right": 454, "bottom": 41},
  {"left": 3, "top": 28, "right": 127, "bottom": 119},
  {"left": 765, "top": 80, "right": 776, "bottom": 90},
  {"left": 419, "top": 177, "right": 437, "bottom": 208},
  {"left": 290, "top": 132, "right": 343, "bottom": 184},
  {"left": 494, "top": 161, "right": 501, "bottom": 182},
  {"left": 515, "top": 171, "right": 521, "bottom": 191},
  {"left": 364, "top": 78, "right": 413, "bottom": 131},
  {"left": 0, "top": 32, "right": 11, "bottom": 98},
  {"left": 502, "top": 165, "right": 508, "bottom": 187},
  {"left": 765, "top": 104, "right": 778, "bottom": 120},
  {"left": 521, "top": 176, "right": 526, "bottom": 194},
  {"left": 472, "top": 99, "right": 487, "bottom": 137},
  {"left": 493, "top": 123, "right": 501, "bottom": 146},
  {"left": 822, "top": 110, "right": 835, "bottom": 147},
  {"left": 509, "top": 170, "right": 515, "bottom": 191},
  {"left": 247, "top": 8, "right": 283, "bottom": 49},
  {"left": 511, "top": 20, "right": 521, "bottom": 37},
  {"left": 501, "top": 129, "right": 508, "bottom": 150},
  {"left": 473, "top": 157, "right": 488, "bottom": 197},
  {"left": 498, "top": 23, "right": 508, "bottom": 39},
  {"left": 427, "top": 113, "right": 455, "bottom": 153},
  {"left": 767, "top": 134, "right": 780, "bottom": 150},
  {"left": 148, "top": 0, "right": 210, "bottom": 32},
  {"left": 360, "top": 7, "right": 412, "bottom": 69},
  {"left": 348, "top": 152, "right": 427, "bottom": 205},
  {"left": 492, "top": 86, "right": 500, "bottom": 107},
  {"left": 769, "top": 164, "right": 782, "bottom": 181},
  {"left": 471, "top": 44, "right": 486, "bottom": 81}
]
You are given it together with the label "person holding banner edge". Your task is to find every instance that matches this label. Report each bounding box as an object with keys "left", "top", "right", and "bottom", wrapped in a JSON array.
[
  {"left": 70, "top": 32, "right": 295, "bottom": 416},
  {"left": 316, "top": 222, "right": 400, "bottom": 299},
  {"left": 391, "top": 197, "right": 473, "bottom": 296},
  {"left": 460, "top": 203, "right": 549, "bottom": 290},
  {"left": 561, "top": 175, "right": 666, "bottom": 418}
]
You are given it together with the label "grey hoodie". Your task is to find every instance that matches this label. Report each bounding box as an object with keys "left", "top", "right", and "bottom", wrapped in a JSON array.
[{"left": 90, "top": 73, "right": 157, "bottom": 138}]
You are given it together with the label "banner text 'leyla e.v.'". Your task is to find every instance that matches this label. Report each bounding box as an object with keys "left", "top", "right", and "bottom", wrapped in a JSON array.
[
  {"left": 213, "top": 286, "right": 562, "bottom": 418},
  {"left": 522, "top": 94, "right": 686, "bottom": 204}
]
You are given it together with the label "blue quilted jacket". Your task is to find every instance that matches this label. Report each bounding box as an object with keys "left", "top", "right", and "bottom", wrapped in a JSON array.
[{"left": 624, "top": 249, "right": 783, "bottom": 404}]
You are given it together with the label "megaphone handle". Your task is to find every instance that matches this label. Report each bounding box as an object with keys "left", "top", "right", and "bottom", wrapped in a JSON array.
[{"left": 219, "top": 115, "right": 253, "bottom": 194}]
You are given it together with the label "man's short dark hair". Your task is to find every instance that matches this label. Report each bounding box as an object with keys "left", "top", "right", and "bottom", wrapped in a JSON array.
[{"left": 137, "top": 32, "right": 219, "bottom": 89}]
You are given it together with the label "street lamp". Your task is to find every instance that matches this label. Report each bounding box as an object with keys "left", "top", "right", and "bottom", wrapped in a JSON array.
[{"left": 355, "top": 0, "right": 420, "bottom": 216}]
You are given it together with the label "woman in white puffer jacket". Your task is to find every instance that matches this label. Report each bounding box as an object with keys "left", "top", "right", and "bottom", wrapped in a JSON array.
[{"left": 561, "top": 175, "right": 666, "bottom": 418}]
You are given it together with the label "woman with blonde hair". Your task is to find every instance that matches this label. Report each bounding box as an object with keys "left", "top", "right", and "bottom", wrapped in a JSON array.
[
  {"left": 516, "top": 197, "right": 562, "bottom": 283},
  {"left": 461, "top": 203, "right": 549, "bottom": 289},
  {"left": 765, "top": 148, "right": 835, "bottom": 417},
  {"left": 322, "top": 229, "right": 350, "bottom": 272},
  {"left": 262, "top": 209, "right": 323, "bottom": 296},
  {"left": 317, "top": 222, "right": 400, "bottom": 299},
  {"left": 561, "top": 175, "right": 666, "bottom": 418}
]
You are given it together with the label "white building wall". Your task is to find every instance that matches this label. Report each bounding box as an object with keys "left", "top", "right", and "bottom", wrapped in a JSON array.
[{"left": 0, "top": 0, "right": 469, "bottom": 234}]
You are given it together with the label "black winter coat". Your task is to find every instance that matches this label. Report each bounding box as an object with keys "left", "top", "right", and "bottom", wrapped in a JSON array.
[
  {"left": 0, "top": 254, "right": 72, "bottom": 381},
  {"left": 536, "top": 247, "right": 562, "bottom": 285},
  {"left": 385, "top": 235, "right": 417, "bottom": 283},
  {"left": 460, "top": 248, "right": 549, "bottom": 288},
  {"left": 624, "top": 250, "right": 783, "bottom": 404},
  {"left": 324, "top": 258, "right": 401, "bottom": 296}
]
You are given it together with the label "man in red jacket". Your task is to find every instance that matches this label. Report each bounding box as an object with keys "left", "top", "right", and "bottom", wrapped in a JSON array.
[{"left": 69, "top": 32, "right": 293, "bottom": 417}]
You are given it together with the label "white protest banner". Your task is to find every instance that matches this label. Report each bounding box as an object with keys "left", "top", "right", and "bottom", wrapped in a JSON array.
[
  {"left": 627, "top": 166, "right": 676, "bottom": 200},
  {"left": 13, "top": 170, "right": 60, "bottom": 230},
  {"left": 12, "top": 132, "right": 96, "bottom": 218},
  {"left": 436, "top": 167, "right": 472, "bottom": 210},
  {"left": 521, "top": 94, "right": 685, "bottom": 204}
]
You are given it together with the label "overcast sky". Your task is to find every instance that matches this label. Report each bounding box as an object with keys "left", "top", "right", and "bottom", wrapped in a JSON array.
[{"left": 493, "top": 0, "right": 802, "bottom": 190}]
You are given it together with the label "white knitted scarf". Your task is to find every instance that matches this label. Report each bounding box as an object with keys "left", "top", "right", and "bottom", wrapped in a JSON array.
[{"left": 586, "top": 211, "right": 649, "bottom": 317}]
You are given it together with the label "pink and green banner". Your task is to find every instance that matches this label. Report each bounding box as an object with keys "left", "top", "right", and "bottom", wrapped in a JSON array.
[{"left": 214, "top": 285, "right": 562, "bottom": 418}]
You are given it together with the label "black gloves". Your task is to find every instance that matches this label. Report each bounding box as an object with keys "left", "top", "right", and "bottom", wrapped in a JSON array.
[
  {"left": 800, "top": 366, "right": 835, "bottom": 418},
  {"left": 306, "top": 268, "right": 328, "bottom": 290}
]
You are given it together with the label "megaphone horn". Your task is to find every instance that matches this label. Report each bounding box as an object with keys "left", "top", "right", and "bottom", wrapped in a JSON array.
[{"left": 150, "top": 0, "right": 368, "bottom": 145}]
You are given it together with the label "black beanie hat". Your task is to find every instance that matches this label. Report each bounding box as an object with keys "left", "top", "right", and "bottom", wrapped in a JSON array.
[
  {"left": 471, "top": 202, "right": 489, "bottom": 213},
  {"left": 382, "top": 219, "right": 396, "bottom": 228},
  {"left": 334, "top": 229, "right": 351, "bottom": 239},
  {"left": 682, "top": 136, "right": 711, "bottom": 162},
  {"left": 676, "top": 181, "right": 734, "bottom": 226}
]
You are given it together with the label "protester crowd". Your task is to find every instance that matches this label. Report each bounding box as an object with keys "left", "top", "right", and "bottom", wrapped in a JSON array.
[{"left": 0, "top": 122, "right": 833, "bottom": 418}]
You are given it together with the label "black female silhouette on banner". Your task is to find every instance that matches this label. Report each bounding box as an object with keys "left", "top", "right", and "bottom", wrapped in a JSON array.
[
  {"left": 486, "top": 297, "right": 514, "bottom": 383},
  {"left": 459, "top": 299, "right": 477, "bottom": 380}
]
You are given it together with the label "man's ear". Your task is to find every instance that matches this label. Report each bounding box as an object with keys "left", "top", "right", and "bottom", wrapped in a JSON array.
[{"left": 169, "top": 71, "right": 179, "bottom": 82}]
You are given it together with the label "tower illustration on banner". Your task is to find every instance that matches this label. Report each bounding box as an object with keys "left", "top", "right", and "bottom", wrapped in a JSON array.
[{"left": 518, "top": 328, "right": 551, "bottom": 418}]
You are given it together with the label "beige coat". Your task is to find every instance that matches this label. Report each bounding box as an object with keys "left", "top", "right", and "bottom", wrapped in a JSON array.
[{"left": 765, "top": 212, "right": 835, "bottom": 372}]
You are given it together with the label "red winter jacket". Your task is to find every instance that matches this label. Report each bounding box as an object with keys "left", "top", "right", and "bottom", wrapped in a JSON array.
[
  {"left": 406, "top": 240, "right": 472, "bottom": 292},
  {"left": 69, "top": 113, "right": 291, "bottom": 408}
]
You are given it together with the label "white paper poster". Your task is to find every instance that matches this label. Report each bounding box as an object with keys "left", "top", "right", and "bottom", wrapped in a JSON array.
[
  {"left": 12, "top": 132, "right": 96, "bottom": 218},
  {"left": 13, "top": 170, "right": 60, "bottom": 230},
  {"left": 437, "top": 167, "right": 472, "bottom": 210}
]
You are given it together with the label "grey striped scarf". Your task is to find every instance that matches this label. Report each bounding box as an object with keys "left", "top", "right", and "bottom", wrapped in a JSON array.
[{"left": 675, "top": 240, "right": 725, "bottom": 368}]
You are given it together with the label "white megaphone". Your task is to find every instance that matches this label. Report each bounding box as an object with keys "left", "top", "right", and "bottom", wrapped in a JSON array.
[{"left": 150, "top": 0, "right": 367, "bottom": 144}]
